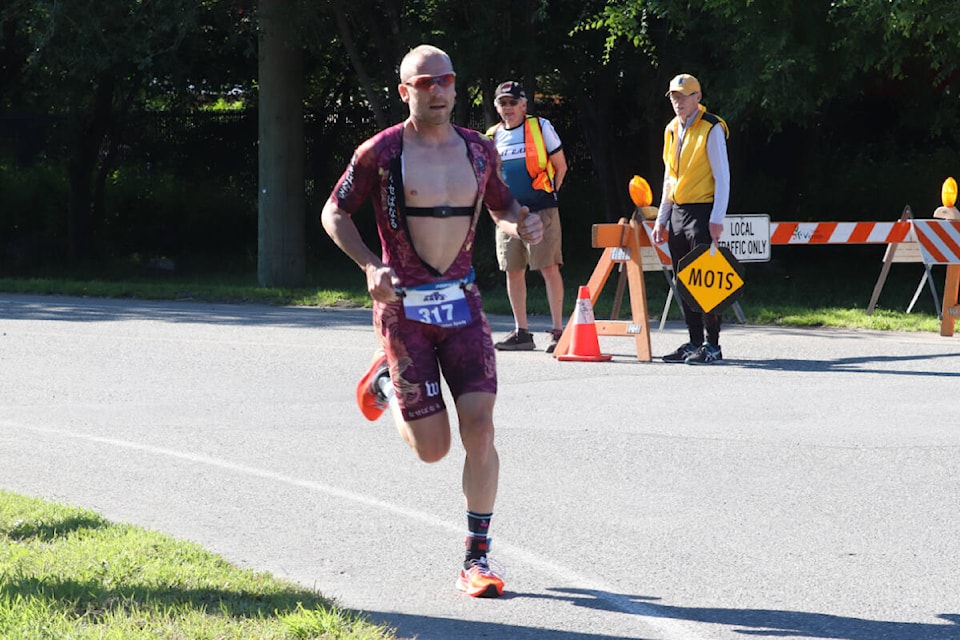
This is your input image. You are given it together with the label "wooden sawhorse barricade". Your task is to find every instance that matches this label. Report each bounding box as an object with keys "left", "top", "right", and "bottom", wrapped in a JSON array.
[
  {"left": 886, "top": 217, "right": 960, "bottom": 335},
  {"left": 853, "top": 218, "right": 960, "bottom": 336},
  {"left": 867, "top": 206, "right": 941, "bottom": 319},
  {"left": 553, "top": 217, "right": 654, "bottom": 361},
  {"left": 766, "top": 217, "right": 960, "bottom": 336},
  {"left": 940, "top": 263, "right": 960, "bottom": 336},
  {"left": 551, "top": 216, "right": 960, "bottom": 359}
]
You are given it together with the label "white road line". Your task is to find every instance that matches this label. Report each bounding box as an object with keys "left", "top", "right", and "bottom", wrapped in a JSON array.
[{"left": 3, "top": 420, "right": 712, "bottom": 640}]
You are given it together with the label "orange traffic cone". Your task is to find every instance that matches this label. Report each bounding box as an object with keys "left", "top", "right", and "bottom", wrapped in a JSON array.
[{"left": 557, "top": 286, "right": 612, "bottom": 362}]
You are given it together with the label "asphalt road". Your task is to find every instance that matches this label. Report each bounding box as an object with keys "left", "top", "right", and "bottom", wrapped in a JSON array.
[{"left": 2, "top": 293, "right": 960, "bottom": 640}]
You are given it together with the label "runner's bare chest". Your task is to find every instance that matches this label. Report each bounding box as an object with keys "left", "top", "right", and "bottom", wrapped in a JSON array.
[{"left": 402, "top": 133, "right": 479, "bottom": 274}]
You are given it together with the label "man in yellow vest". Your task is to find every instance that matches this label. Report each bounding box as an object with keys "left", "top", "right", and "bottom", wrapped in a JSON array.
[
  {"left": 652, "top": 73, "right": 730, "bottom": 365},
  {"left": 486, "top": 81, "right": 568, "bottom": 353}
]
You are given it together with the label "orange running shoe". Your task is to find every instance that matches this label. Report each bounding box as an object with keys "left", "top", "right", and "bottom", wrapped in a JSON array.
[
  {"left": 355, "top": 350, "right": 389, "bottom": 421},
  {"left": 456, "top": 557, "right": 505, "bottom": 598}
]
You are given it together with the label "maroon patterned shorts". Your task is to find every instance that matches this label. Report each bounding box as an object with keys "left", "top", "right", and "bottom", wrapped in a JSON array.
[{"left": 374, "top": 287, "right": 497, "bottom": 421}]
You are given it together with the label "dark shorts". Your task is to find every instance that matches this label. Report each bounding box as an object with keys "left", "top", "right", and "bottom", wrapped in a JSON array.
[{"left": 374, "top": 285, "right": 497, "bottom": 421}]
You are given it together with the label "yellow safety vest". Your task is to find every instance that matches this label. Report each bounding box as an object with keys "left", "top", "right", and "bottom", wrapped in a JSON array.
[{"left": 663, "top": 104, "right": 728, "bottom": 205}]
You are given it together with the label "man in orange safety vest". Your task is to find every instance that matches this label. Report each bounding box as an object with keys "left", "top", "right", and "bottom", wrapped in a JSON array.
[{"left": 486, "top": 81, "right": 568, "bottom": 354}]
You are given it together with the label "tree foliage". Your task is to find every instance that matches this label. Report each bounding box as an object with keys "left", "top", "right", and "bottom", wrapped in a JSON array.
[
  {"left": 577, "top": 0, "right": 960, "bottom": 134},
  {"left": 0, "top": 0, "right": 254, "bottom": 260},
  {"left": 3, "top": 0, "right": 960, "bottom": 269}
]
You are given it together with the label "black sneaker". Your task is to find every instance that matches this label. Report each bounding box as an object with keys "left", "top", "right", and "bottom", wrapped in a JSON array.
[
  {"left": 495, "top": 329, "right": 536, "bottom": 351},
  {"left": 544, "top": 329, "right": 563, "bottom": 354},
  {"left": 684, "top": 342, "right": 723, "bottom": 365},
  {"left": 662, "top": 342, "right": 698, "bottom": 363}
]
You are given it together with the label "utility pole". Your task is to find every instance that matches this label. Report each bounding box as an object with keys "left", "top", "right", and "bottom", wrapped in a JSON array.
[{"left": 257, "top": 0, "right": 305, "bottom": 287}]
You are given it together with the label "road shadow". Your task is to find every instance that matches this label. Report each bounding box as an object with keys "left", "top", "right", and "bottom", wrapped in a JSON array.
[
  {"left": 0, "top": 293, "right": 372, "bottom": 329},
  {"left": 549, "top": 588, "right": 959, "bottom": 639},
  {"left": 365, "top": 587, "right": 960, "bottom": 640},
  {"left": 727, "top": 351, "right": 960, "bottom": 377},
  {"left": 366, "top": 609, "right": 654, "bottom": 640}
]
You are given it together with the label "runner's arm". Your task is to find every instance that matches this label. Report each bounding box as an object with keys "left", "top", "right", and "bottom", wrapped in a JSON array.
[
  {"left": 490, "top": 202, "right": 543, "bottom": 245},
  {"left": 321, "top": 199, "right": 398, "bottom": 302}
]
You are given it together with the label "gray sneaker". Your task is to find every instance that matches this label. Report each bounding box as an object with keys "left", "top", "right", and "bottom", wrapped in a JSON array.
[
  {"left": 495, "top": 329, "right": 536, "bottom": 351},
  {"left": 662, "top": 342, "right": 698, "bottom": 363},
  {"left": 684, "top": 342, "right": 723, "bottom": 365}
]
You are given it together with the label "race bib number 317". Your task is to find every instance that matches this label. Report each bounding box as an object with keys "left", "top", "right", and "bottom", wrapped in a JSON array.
[{"left": 402, "top": 283, "right": 472, "bottom": 328}]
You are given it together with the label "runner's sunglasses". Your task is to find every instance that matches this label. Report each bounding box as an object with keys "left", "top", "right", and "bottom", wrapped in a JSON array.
[{"left": 404, "top": 73, "right": 456, "bottom": 90}]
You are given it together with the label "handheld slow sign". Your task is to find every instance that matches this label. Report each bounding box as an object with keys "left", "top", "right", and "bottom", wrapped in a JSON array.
[{"left": 675, "top": 244, "right": 745, "bottom": 314}]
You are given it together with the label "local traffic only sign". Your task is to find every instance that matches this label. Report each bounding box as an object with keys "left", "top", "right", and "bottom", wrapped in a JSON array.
[
  {"left": 675, "top": 244, "right": 746, "bottom": 313},
  {"left": 718, "top": 214, "right": 770, "bottom": 262}
]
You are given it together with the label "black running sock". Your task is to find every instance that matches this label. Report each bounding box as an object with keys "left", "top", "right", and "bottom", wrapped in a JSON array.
[
  {"left": 467, "top": 510, "right": 492, "bottom": 538},
  {"left": 465, "top": 511, "right": 493, "bottom": 565}
]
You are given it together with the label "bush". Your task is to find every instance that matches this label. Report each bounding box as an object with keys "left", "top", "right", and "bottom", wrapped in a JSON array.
[
  {"left": 102, "top": 165, "right": 257, "bottom": 259},
  {"left": 0, "top": 161, "right": 69, "bottom": 273}
]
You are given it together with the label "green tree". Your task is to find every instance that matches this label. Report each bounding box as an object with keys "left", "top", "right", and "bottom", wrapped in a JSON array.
[
  {"left": 577, "top": 0, "right": 960, "bottom": 134},
  {"left": 576, "top": 0, "right": 960, "bottom": 215},
  {"left": 3, "top": 0, "right": 209, "bottom": 261}
]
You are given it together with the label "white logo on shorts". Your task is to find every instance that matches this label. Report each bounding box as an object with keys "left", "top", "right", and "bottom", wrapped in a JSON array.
[{"left": 425, "top": 380, "right": 440, "bottom": 397}]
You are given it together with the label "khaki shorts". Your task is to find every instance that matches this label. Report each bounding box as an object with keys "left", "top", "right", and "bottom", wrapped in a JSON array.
[{"left": 495, "top": 207, "right": 563, "bottom": 272}]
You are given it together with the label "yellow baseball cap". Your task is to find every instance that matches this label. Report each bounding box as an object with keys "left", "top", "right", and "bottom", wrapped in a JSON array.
[{"left": 666, "top": 74, "right": 701, "bottom": 96}]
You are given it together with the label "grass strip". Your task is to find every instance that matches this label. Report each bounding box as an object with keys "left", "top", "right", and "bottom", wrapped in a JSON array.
[
  {"left": 0, "top": 490, "right": 395, "bottom": 640},
  {"left": 0, "top": 268, "right": 945, "bottom": 334}
]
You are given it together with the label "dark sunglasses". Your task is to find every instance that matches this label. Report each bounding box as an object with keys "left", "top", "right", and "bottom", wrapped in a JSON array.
[
  {"left": 497, "top": 98, "right": 519, "bottom": 107},
  {"left": 404, "top": 73, "right": 456, "bottom": 90}
]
